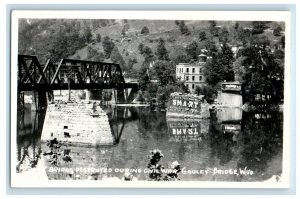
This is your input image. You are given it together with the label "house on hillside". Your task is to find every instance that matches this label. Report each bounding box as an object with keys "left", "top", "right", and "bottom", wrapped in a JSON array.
[{"left": 176, "top": 54, "right": 208, "bottom": 93}]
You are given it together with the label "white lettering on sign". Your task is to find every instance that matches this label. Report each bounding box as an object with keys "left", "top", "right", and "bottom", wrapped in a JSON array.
[
  {"left": 172, "top": 99, "right": 199, "bottom": 109},
  {"left": 173, "top": 100, "right": 177, "bottom": 106},
  {"left": 225, "top": 126, "right": 237, "bottom": 130},
  {"left": 194, "top": 101, "right": 198, "bottom": 108},
  {"left": 172, "top": 128, "right": 199, "bottom": 135},
  {"left": 225, "top": 84, "right": 240, "bottom": 88}
]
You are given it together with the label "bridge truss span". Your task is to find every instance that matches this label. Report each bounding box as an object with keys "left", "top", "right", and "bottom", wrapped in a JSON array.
[{"left": 18, "top": 55, "right": 138, "bottom": 91}]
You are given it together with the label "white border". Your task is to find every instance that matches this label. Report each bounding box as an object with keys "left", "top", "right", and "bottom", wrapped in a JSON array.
[{"left": 10, "top": 10, "right": 291, "bottom": 188}]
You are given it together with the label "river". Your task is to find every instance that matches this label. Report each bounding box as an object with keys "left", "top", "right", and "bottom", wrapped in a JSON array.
[{"left": 16, "top": 103, "right": 283, "bottom": 182}]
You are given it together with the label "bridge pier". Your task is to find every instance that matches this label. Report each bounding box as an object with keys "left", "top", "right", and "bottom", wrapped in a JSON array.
[
  {"left": 47, "top": 91, "right": 54, "bottom": 103},
  {"left": 86, "top": 89, "right": 103, "bottom": 101},
  {"left": 31, "top": 91, "right": 48, "bottom": 112},
  {"left": 17, "top": 91, "right": 25, "bottom": 111}
]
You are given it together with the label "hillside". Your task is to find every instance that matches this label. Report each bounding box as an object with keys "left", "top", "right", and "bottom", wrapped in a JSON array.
[{"left": 18, "top": 19, "right": 285, "bottom": 73}]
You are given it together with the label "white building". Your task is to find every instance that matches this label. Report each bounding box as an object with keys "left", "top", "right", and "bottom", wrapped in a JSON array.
[{"left": 176, "top": 54, "right": 207, "bottom": 93}]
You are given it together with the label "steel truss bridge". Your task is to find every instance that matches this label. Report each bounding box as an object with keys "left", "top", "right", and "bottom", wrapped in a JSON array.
[{"left": 18, "top": 54, "right": 138, "bottom": 91}]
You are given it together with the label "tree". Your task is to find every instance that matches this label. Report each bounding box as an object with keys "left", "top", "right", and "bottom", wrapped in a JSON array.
[
  {"left": 121, "top": 26, "right": 126, "bottom": 36},
  {"left": 273, "top": 49, "right": 284, "bottom": 60},
  {"left": 204, "top": 43, "right": 234, "bottom": 86},
  {"left": 156, "top": 38, "right": 169, "bottom": 61},
  {"left": 280, "top": 36, "right": 285, "bottom": 49},
  {"left": 236, "top": 27, "right": 252, "bottom": 46},
  {"left": 179, "top": 21, "right": 190, "bottom": 35},
  {"left": 138, "top": 66, "right": 151, "bottom": 91},
  {"left": 252, "top": 21, "right": 269, "bottom": 34},
  {"left": 96, "top": 33, "right": 101, "bottom": 42},
  {"left": 142, "top": 46, "right": 154, "bottom": 62},
  {"left": 83, "top": 26, "right": 93, "bottom": 43},
  {"left": 204, "top": 39, "right": 218, "bottom": 56},
  {"left": 249, "top": 35, "right": 270, "bottom": 49},
  {"left": 185, "top": 41, "right": 199, "bottom": 60},
  {"left": 194, "top": 85, "right": 215, "bottom": 100},
  {"left": 110, "top": 46, "right": 126, "bottom": 70},
  {"left": 233, "top": 56, "right": 247, "bottom": 83},
  {"left": 144, "top": 82, "right": 159, "bottom": 100},
  {"left": 209, "top": 21, "right": 219, "bottom": 37},
  {"left": 138, "top": 43, "right": 144, "bottom": 54},
  {"left": 273, "top": 26, "right": 282, "bottom": 36},
  {"left": 174, "top": 54, "right": 189, "bottom": 64},
  {"left": 86, "top": 46, "right": 98, "bottom": 60},
  {"left": 234, "top": 22, "right": 239, "bottom": 30},
  {"left": 127, "top": 58, "right": 137, "bottom": 70},
  {"left": 238, "top": 45, "right": 284, "bottom": 103},
  {"left": 141, "top": 26, "right": 150, "bottom": 34},
  {"left": 219, "top": 27, "right": 229, "bottom": 43},
  {"left": 153, "top": 61, "right": 176, "bottom": 86},
  {"left": 102, "top": 36, "right": 115, "bottom": 59},
  {"left": 199, "top": 31, "right": 207, "bottom": 41},
  {"left": 121, "top": 23, "right": 130, "bottom": 36},
  {"left": 92, "top": 52, "right": 105, "bottom": 62}
]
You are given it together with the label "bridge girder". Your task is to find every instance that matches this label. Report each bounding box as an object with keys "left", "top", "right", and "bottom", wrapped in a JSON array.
[{"left": 17, "top": 55, "right": 138, "bottom": 91}]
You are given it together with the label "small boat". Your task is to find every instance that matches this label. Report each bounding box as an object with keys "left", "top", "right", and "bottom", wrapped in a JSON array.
[{"left": 166, "top": 92, "right": 210, "bottom": 118}]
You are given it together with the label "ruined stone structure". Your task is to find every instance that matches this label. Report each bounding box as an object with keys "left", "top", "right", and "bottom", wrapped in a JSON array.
[
  {"left": 42, "top": 144, "right": 113, "bottom": 180},
  {"left": 41, "top": 101, "right": 115, "bottom": 145}
]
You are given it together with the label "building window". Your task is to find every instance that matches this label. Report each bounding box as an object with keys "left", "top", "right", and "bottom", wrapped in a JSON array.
[
  {"left": 192, "top": 76, "right": 195, "bottom": 81},
  {"left": 186, "top": 76, "right": 189, "bottom": 81},
  {"left": 64, "top": 126, "right": 68, "bottom": 129},
  {"left": 199, "top": 68, "right": 202, "bottom": 73},
  {"left": 77, "top": 133, "right": 80, "bottom": 136},
  {"left": 64, "top": 132, "right": 71, "bottom": 138},
  {"left": 192, "top": 84, "right": 195, "bottom": 89},
  {"left": 192, "top": 68, "right": 195, "bottom": 73},
  {"left": 186, "top": 68, "right": 189, "bottom": 73},
  {"left": 64, "top": 149, "right": 71, "bottom": 156},
  {"left": 51, "top": 133, "right": 53, "bottom": 137},
  {"left": 199, "top": 76, "right": 202, "bottom": 81}
]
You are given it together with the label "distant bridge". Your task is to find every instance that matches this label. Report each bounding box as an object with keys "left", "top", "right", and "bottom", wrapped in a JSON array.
[{"left": 18, "top": 55, "right": 139, "bottom": 91}]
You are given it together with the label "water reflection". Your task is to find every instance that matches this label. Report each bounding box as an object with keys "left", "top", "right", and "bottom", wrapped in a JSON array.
[
  {"left": 16, "top": 104, "right": 283, "bottom": 182},
  {"left": 16, "top": 105, "right": 45, "bottom": 173}
]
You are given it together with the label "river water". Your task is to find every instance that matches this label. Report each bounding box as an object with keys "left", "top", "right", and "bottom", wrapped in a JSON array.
[{"left": 16, "top": 103, "right": 283, "bottom": 182}]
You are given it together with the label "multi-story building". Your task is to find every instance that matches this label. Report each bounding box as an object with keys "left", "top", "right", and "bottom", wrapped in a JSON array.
[{"left": 176, "top": 54, "right": 207, "bottom": 93}]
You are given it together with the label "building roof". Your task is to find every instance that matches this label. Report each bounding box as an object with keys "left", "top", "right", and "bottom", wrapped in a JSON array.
[{"left": 221, "top": 81, "right": 241, "bottom": 85}]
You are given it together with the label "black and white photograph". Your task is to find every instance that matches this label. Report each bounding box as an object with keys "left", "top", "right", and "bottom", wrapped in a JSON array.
[{"left": 10, "top": 11, "right": 291, "bottom": 188}]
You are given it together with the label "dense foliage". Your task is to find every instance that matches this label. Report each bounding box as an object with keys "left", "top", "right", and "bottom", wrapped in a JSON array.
[{"left": 18, "top": 19, "right": 285, "bottom": 104}]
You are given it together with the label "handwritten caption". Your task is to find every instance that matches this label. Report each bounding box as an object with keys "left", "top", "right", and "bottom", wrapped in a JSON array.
[{"left": 48, "top": 167, "right": 254, "bottom": 176}]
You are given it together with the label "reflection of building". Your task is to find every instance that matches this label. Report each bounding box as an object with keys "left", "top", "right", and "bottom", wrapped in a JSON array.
[
  {"left": 176, "top": 54, "right": 208, "bottom": 93},
  {"left": 215, "top": 107, "right": 243, "bottom": 142}
]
